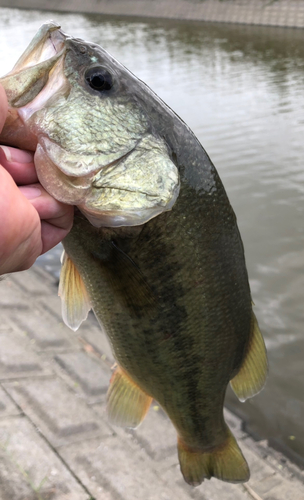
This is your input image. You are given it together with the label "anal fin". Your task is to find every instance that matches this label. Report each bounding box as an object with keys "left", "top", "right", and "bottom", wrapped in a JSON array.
[
  {"left": 230, "top": 312, "right": 268, "bottom": 402},
  {"left": 107, "top": 366, "right": 152, "bottom": 428},
  {"left": 58, "top": 250, "right": 91, "bottom": 331},
  {"left": 178, "top": 427, "right": 250, "bottom": 486}
]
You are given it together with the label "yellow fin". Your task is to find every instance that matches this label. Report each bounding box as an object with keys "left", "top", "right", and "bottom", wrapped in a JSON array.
[
  {"left": 58, "top": 250, "right": 91, "bottom": 331},
  {"left": 107, "top": 366, "right": 152, "bottom": 428},
  {"left": 230, "top": 312, "right": 268, "bottom": 402},
  {"left": 177, "top": 428, "right": 250, "bottom": 486}
]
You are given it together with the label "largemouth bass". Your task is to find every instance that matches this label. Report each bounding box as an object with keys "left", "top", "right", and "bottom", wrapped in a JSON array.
[{"left": 0, "top": 22, "right": 267, "bottom": 486}]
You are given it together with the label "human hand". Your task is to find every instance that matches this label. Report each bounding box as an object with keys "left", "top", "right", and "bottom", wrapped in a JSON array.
[{"left": 0, "top": 84, "right": 74, "bottom": 275}]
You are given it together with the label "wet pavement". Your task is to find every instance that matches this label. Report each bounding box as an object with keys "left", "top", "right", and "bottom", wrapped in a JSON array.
[{"left": 0, "top": 266, "right": 303, "bottom": 500}]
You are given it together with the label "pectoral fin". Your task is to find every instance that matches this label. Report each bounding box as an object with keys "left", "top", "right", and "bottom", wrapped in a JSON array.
[
  {"left": 230, "top": 312, "right": 268, "bottom": 402},
  {"left": 107, "top": 366, "right": 152, "bottom": 428},
  {"left": 178, "top": 427, "right": 250, "bottom": 486},
  {"left": 58, "top": 250, "right": 91, "bottom": 331}
]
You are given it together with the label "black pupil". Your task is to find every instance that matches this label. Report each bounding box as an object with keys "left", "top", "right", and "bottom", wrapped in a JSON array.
[{"left": 85, "top": 67, "right": 113, "bottom": 91}]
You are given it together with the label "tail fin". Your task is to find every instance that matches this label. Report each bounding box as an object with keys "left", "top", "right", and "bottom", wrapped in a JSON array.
[{"left": 177, "top": 428, "right": 250, "bottom": 486}]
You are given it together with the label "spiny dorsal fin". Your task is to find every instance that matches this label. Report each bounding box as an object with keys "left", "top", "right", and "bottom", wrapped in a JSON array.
[
  {"left": 58, "top": 250, "right": 91, "bottom": 331},
  {"left": 177, "top": 426, "right": 250, "bottom": 486},
  {"left": 230, "top": 312, "right": 268, "bottom": 402},
  {"left": 107, "top": 366, "right": 152, "bottom": 428}
]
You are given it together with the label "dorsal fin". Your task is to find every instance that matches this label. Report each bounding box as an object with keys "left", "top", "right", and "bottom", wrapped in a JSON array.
[
  {"left": 230, "top": 312, "right": 268, "bottom": 402},
  {"left": 58, "top": 250, "right": 91, "bottom": 331}
]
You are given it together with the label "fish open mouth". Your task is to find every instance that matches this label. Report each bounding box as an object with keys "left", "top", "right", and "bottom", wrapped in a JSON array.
[
  {"left": 7, "top": 22, "right": 65, "bottom": 75},
  {"left": 0, "top": 22, "right": 69, "bottom": 114}
]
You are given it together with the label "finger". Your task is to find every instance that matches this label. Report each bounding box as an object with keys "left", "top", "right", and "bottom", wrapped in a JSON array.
[
  {"left": 19, "top": 183, "right": 74, "bottom": 231},
  {"left": 40, "top": 221, "right": 72, "bottom": 255},
  {"left": 0, "top": 146, "right": 38, "bottom": 185},
  {"left": 0, "top": 167, "right": 42, "bottom": 274},
  {"left": 0, "top": 84, "right": 8, "bottom": 133}
]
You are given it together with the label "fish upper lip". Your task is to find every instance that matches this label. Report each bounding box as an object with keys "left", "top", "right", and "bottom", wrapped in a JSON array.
[
  {"left": 49, "top": 26, "right": 66, "bottom": 56},
  {"left": 7, "top": 22, "right": 66, "bottom": 76},
  {"left": 36, "top": 25, "right": 66, "bottom": 66}
]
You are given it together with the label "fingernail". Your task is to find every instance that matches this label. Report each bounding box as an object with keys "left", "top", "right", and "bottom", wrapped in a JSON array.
[
  {"left": 19, "top": 186, "right": 41, "bottom": 200},
  {"left": 0, "top": 146, "right": 33, "bottom": 164}
]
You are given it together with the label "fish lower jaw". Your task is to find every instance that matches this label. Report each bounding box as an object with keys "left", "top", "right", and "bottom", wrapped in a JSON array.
[{"left": 78, "top": 204, "right": 169, "bottom": 227}]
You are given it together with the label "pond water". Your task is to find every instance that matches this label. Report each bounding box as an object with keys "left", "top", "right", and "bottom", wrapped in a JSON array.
[{"left": 1, "top": 6, "right": 304, "bottom": 465}]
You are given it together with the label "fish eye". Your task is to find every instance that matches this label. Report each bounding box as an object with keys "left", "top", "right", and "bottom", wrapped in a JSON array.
[{"left": 85, "top": 66, "right": 113, "bottom": 92}]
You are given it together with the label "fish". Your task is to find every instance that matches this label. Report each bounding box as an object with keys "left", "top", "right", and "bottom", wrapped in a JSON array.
[{"left": 0, "top": 22, "right": 267, "bottom": 486}]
